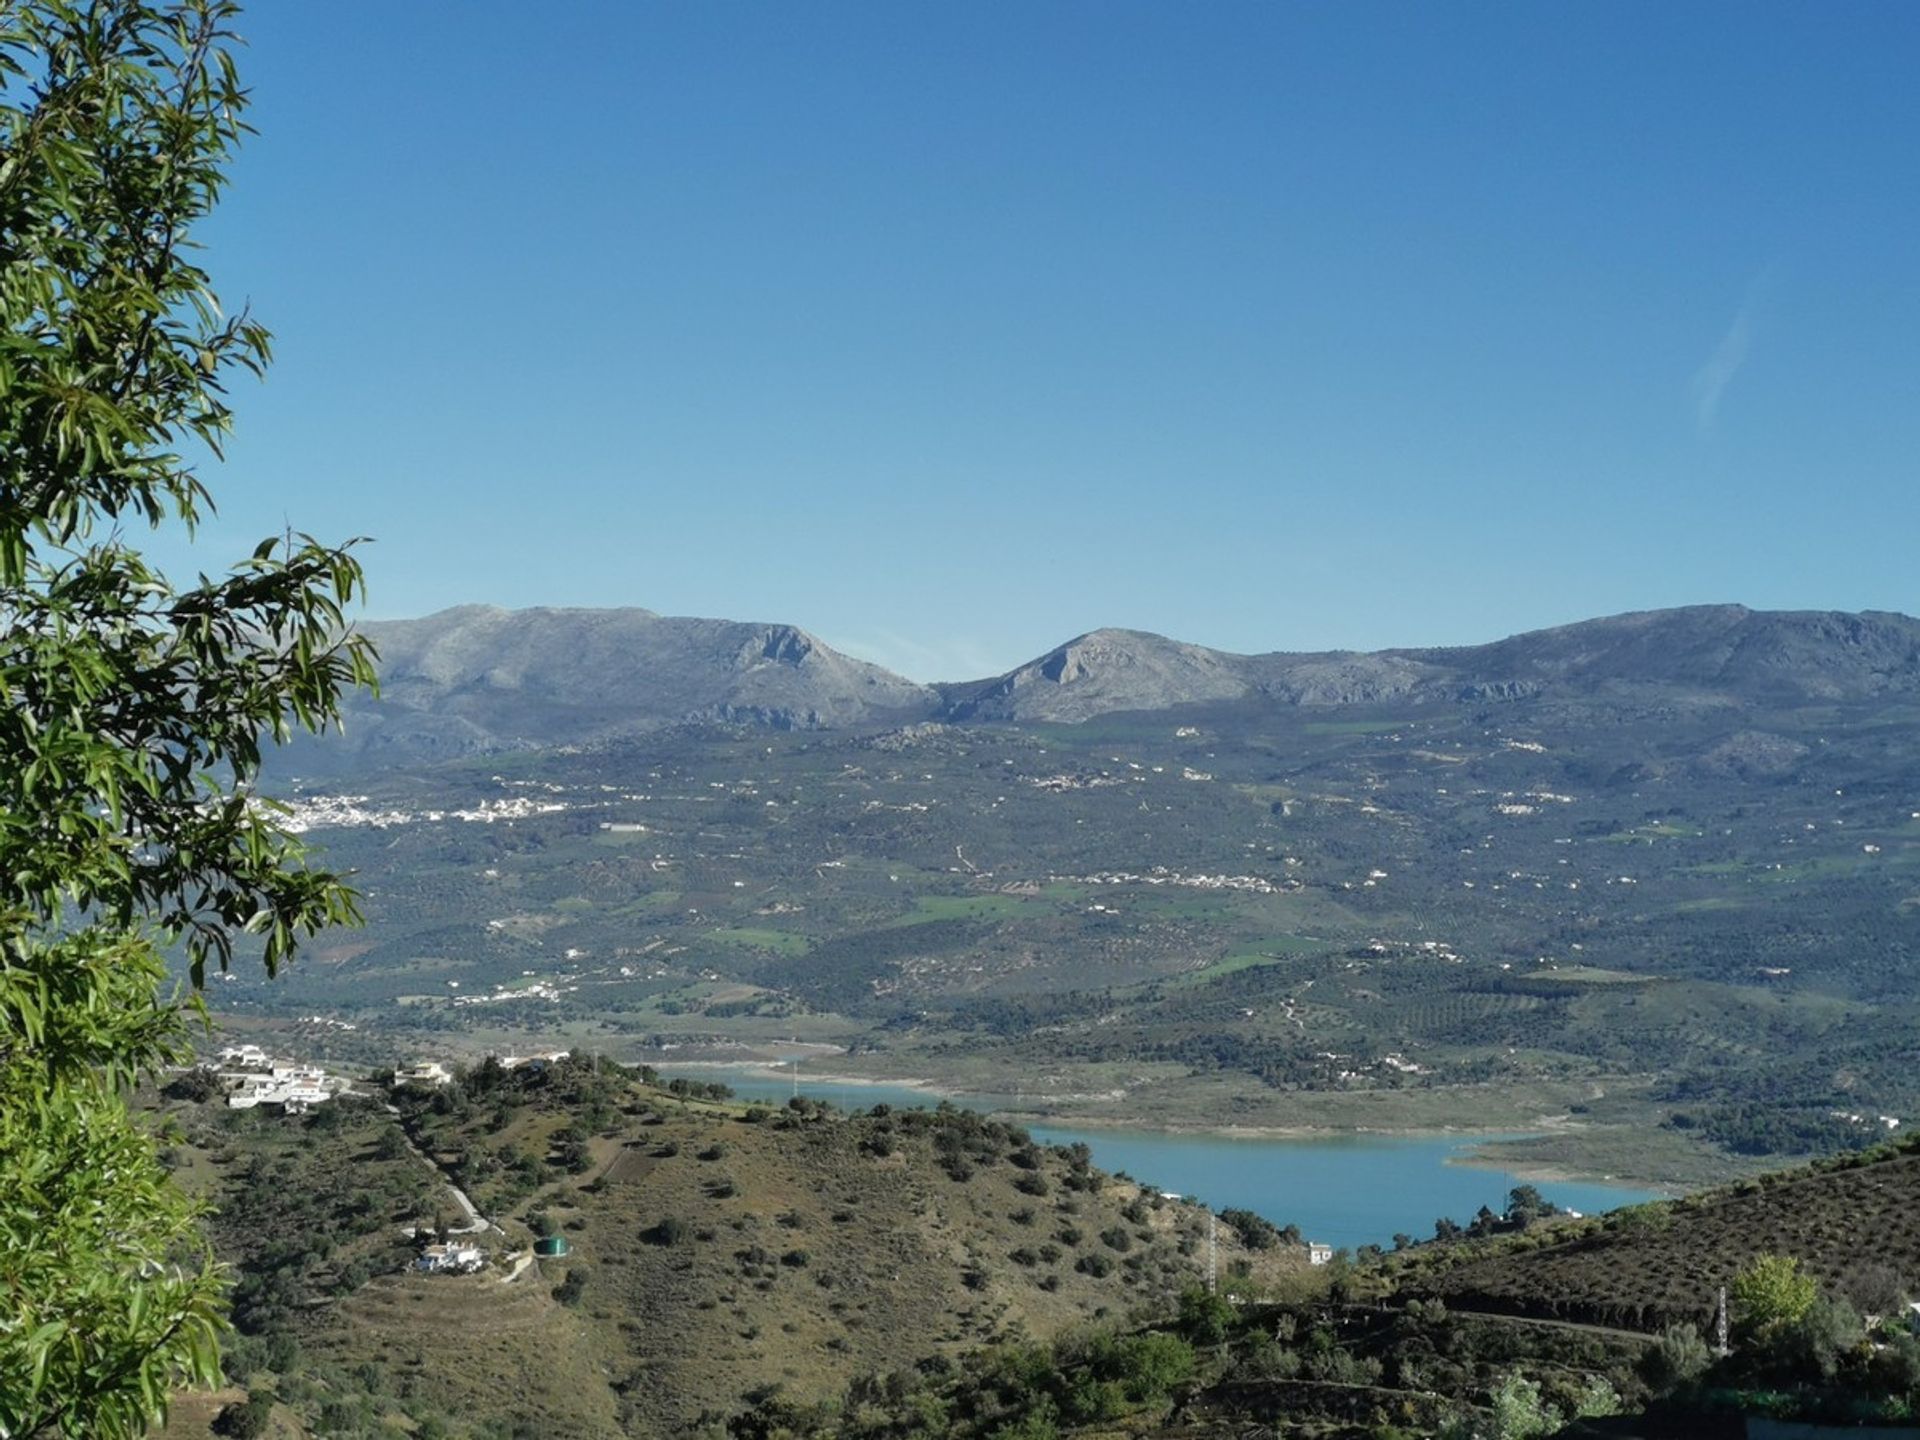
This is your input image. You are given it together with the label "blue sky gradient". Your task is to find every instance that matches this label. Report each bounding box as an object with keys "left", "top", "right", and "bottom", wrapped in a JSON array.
[{"left": 174, "top": 2, "right": 1919, "bottom": 680}]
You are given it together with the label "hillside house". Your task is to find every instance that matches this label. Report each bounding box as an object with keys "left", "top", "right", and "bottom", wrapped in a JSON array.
[
  {"left": 501, "top": 1051, "right": 571, "bottom": 1072},
  {"left": 1307, "top": 1242, "right": 1334, "bottom": 1266},
  {"left": 415, "top": 1243, "right": 485, "bottom": 1275},
  {"left": 396, "top": 1060, "right": 454, "bottom": 1087},
  {"left": 224, "top": 1062, "right": 342, "bottom": 1113}
]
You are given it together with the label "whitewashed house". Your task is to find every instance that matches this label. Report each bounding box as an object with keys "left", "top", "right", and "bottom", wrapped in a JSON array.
[
  {"left": 224, "top": 1062, "right": 343, "bottom": 1112},
  {"left": 415, "top": 1243, "right": 485, "bottom": 1275}
]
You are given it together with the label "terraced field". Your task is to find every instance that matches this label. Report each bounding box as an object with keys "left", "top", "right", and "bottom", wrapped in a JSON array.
[{"left": 1406, "top": 1137, "right": 1920, "bottom": 1330}]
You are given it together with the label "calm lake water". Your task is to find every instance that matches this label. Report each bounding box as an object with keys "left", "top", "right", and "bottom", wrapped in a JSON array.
[{"left": 658, "top": 1068, "right": 1658, "bottom": 1249}]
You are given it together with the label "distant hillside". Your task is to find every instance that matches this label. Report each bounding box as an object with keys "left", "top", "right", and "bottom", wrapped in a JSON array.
[{"left": 293, "top": 604, "right": 1920, "bottom": 771}]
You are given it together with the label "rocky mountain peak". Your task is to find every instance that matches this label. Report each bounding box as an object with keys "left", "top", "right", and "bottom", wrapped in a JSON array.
[{"left": 287, "top": 602, "right": 1920, "bottom": 774}]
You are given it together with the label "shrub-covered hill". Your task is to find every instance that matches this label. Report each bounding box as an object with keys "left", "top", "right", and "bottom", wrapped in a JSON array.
[
  {"left": 161, "top": 1059, "right": 1304, "bottom": 1439},
  {"left": 1397, "top": 1133, "right": 1920, "bottom": 1331},
  {"left": 718, "top": 1142, "right": 1920, "bottom": 1440}
]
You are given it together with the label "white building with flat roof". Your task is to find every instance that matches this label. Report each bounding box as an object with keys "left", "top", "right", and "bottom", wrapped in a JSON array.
[
  {"left": 415, "top": 1243, "right": 485, "bottom": 1275},
  {"left": 221, "top": 1058, "right": 348, "bottom": 1112}
]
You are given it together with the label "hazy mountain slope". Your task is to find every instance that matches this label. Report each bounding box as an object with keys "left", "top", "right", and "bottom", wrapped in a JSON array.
[
  {"left": 295, "top": 606, "right": 938, "bottom": 771},
  {"left": 290, "top": 603, "right": 1920, "bottom": 771},
  {"left": 941, "top": 628, "right": 1256, "bottom": 722},
  {"left": 1418, "top": 605, "right": 1920, "bottom": 705},
  {"left": 944, "top": 605, "right": 1920, "bottom": 723}
]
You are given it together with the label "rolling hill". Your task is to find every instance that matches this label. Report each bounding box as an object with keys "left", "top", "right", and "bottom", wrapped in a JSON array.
[
  {"left": 167, "top": 1069, "right": 1920, "bottom": 1439},
  {"left": 164, "top": 1060, "right": 1300, "bottom": 1439}
]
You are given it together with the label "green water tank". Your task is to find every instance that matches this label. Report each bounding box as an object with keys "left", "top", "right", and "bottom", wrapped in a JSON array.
[{"left": 534, "top": 1234, "right": 570, "bottom": 1257}]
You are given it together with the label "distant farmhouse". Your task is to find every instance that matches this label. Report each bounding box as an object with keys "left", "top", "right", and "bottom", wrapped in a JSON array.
[
  {"left": 1307, "top": 1242, "right": 1335, "bottom": 1266},
  {"left": 501, "top": 1051, "right": 571, "bottom": 1072},
  {"left": 391, "top": 1052, "right": 571, "bottom": 1091},
  {"left": 211, "top": 1045, "right": 351, "bottom": 1114}
]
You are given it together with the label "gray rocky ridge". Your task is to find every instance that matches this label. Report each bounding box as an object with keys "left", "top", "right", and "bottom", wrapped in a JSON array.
[{"left": 290, "top": 603, "right": 1920, "bottom": 773}]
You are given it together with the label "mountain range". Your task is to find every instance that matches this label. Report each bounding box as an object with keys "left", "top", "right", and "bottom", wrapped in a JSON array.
[{"left": 302, "top": 602, "right": 1920, "bottom": 772}]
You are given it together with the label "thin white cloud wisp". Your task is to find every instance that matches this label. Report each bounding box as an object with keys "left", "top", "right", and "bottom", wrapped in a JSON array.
[{"left": 1690, "top": 301, "right": 1754, "bottom": 435}]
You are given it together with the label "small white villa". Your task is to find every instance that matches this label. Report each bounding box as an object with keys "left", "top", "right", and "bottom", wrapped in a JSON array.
[
  {"left": 415, "top": 1243, "right": 485, "bottom": 1275},
  {"left": 215, "top": 1052, "right": 347, "bottom": 1113}
]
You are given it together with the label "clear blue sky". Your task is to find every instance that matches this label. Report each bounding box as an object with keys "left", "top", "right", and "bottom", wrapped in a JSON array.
[{"left": 178, "top": 1, "right": 1919, "bottom": 681}]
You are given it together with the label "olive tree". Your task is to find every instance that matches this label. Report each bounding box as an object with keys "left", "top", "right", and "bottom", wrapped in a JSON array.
[{"left": 0, "top": 2, "right": 373, "bottom": 1433}]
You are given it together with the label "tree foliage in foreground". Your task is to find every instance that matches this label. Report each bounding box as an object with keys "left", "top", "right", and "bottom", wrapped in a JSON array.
[{"left": 0, "top": 2, "right": 371, "bottom": 1433}]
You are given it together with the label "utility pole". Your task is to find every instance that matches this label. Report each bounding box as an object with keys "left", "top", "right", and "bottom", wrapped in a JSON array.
[
  {"left": 791, "top": 1058, "right": 799, "bottom": 1101},
  {"left": 1205, "top": 1213, "right": 1221, "bottom": 1305},
  {"left": 1715, "top": 1286, "right": 1731, "bottom": 1357}
]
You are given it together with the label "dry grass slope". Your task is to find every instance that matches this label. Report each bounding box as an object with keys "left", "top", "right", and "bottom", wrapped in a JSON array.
[{"left": 157, "top": 1071, "right": 1305, "bottom": 1437}]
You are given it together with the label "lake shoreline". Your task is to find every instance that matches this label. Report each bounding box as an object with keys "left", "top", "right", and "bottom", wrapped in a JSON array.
[{"left": 653, "top": 1060, "right": 1680, "bottom": 1193}]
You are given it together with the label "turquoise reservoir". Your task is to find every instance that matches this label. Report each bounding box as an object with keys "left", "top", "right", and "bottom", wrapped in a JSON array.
[{"left": 658, "top": 1067, "right": 1657, "bottom": 1249}]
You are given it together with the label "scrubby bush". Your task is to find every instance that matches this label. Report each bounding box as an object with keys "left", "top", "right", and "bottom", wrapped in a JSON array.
[
  {"left": 1484, "top": 1372, "right": 1557, "bottom": 1440},
  {"left": 164, "top": 1067, "right": 224, "bottom": 1105},
  {"left": 1869, "top": 1330, "right": 1920, "bottom": 1393},
  {"left": 1639, "top": 1324, "right": 1713, "bottom": 1393},
  {"left": 1774, "top": 1296, "right": 1865, "bottom": 1382},
  {"left": 1218, "top": 1207, "right": 1288, "bottom": 1251},
  {"left": 212, "top": 1391, "right": 275, "bottom": 1439},
  {"left": 1839, "top": 1262, "right": 1910, "bottom": 1318},
  {"left": 1178, "top": 1286, "right": 1235, "bottom": 1345}
]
